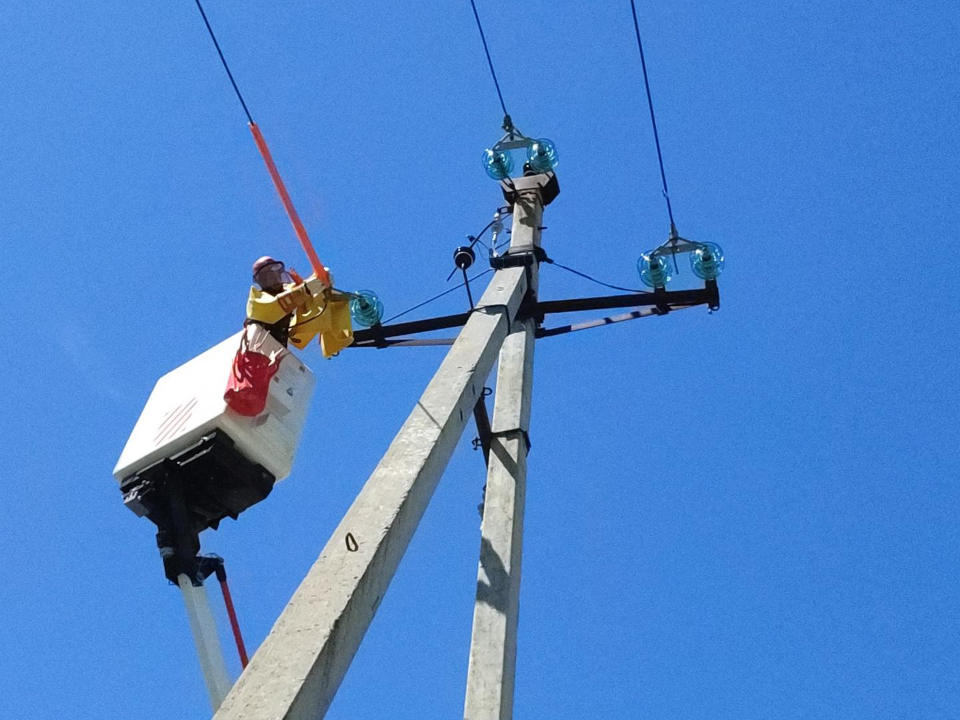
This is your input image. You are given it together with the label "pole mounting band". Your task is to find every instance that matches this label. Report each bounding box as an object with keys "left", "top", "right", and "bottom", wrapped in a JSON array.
[{"left": 489, "top": 427, "right": 532, "bottom": 452}]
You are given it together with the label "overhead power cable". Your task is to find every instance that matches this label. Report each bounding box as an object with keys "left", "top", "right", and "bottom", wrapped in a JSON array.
[
  {"left": 543, "top": 257, "right": 648, "bottom": 294},
  {"left": 628, "top": 0, "right": 677, "bottom": 235},
  {"left": 384, "top": 269, "right": 494, "bottom": 324},
  {"left": 193, "top": 0, "right": 254, "bottom": 124},
  {"left": 191, "top": 0, "right": 331, "bottom": 286},
  {"left": 468, "top": 0, "right": 509, "bottom": 119}
]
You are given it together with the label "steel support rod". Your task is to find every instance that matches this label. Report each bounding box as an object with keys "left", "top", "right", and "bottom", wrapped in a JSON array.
[
  {"left": 464, "top": 177, "right": 544, "bottom": 720},
  {"left": 213, "top": 261, "right": 531, "bottom": 720}
]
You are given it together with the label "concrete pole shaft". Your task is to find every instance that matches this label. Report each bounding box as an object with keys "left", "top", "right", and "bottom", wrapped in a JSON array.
[
  {"left": 213, "top": 266, "right": 530, "bottom": 720},
  {"left": 464, "top": 182, "right": 544, "bottom": 720}
]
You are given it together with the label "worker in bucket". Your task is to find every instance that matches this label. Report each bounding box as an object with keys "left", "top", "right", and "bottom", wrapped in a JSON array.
[
  {"left": 246, "top": 256, "right": 321, "bottom": 346},
  {"left": 224, "top": 256, "right": 353, "bottom": 416}
]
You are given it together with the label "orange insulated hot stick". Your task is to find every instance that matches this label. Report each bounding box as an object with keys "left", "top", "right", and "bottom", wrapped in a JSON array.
[
  {"left": 191, "top": 0, "right": 332, "bottom": 288},
  {"left": 248, "top": 122, "right": 331, "bottom": 288}
]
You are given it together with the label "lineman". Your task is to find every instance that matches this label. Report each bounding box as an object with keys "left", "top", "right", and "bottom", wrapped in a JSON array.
[
  {"left": 246, "top": 255, "right": 323, "bottom": 347},
  {"left": 224, "top": 256, "right": 353, "bottom": 416}
]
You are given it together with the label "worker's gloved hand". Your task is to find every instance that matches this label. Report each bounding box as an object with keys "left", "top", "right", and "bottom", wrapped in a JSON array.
[
  {"left": 305, "top": 277, "right": 328, "bottom": 297},
  {"left": 276, "top": 284, "right": 309, "bottom": 313}
]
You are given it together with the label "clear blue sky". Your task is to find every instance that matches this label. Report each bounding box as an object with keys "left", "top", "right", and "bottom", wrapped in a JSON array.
[{"left": 2, "top": 1, "right": 957, "bottom": 718}]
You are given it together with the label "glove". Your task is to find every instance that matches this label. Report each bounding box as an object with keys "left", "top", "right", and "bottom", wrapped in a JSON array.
[{"left": 305, "top": 277, "right": 329, "bottom": 297}]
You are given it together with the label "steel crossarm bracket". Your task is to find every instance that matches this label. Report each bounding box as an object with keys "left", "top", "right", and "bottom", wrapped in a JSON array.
[
  {"left": 534, "top": 284, "right": 718, "bottom": 317},
  {"left": 349, "top": 284, "right": 719, "bottom": 348}
]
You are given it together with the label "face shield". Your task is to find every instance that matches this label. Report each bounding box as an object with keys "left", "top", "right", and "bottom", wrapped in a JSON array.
[{"left": 254, "top": 261, "right": 291, "bottom": 290}]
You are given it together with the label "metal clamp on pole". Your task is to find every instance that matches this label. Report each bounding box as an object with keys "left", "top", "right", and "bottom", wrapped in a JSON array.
[
  {"left": 489, "top": 425, "right": 532, "bottom": 453},
  {"left": 488, "top": 246, "right": 549, "bottom": 270},
  {"left": 499, "top": 170, "right": 560, "bottom": 208}
]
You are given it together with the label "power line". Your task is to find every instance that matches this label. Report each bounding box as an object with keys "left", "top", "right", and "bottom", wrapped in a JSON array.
[
  {"left": 383, "top": 269, "right": 494, "bottom": 324},
  {"left": 467, "top": 0, "right": 509, "bottom": 119},
  {"left": 543, "top": 257, "right": 647, "bottom": 294},
  {"left": 193, "top": 0, "right": 254, "bottom": 124},
  {"left": 190, "top": 0, "right": 332, "bottom": 284},
  {"left": 628, "top": 0, "right": 677, "bottom": 234}
]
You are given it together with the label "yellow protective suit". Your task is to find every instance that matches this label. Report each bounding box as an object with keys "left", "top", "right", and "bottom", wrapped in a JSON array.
[{"left": 246, "top": 280, "right": 354, "bottom": 358}]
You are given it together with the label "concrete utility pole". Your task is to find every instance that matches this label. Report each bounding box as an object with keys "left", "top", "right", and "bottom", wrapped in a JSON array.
[
  {"left": 213, "top": 174, "right": 557, "bottom": 720},
  {"left": 463, "top": 179, "right": 542, "bottom": 720}
]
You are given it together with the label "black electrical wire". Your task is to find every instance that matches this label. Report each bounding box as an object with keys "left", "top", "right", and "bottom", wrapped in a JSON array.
[
  {"left": 383, "top": 269, "right": 494, "bottom": 324},
  {"left": 628, "top": 0, "right": 676, "bottom": 232},
  {"left": 193, "top": 0, "right": 255, "bottom": 124},
  {"left": 468, "top": 0, "right": 509, "bottom": 118},
  {"left": 543, "top": 257, "right": 648, "bottom": 294},
  {"left": 462, "top": 269, "right": 476, "bottom": 309},
  {"left": 468, "top": 234, "right": 491, "bottom": 252}
]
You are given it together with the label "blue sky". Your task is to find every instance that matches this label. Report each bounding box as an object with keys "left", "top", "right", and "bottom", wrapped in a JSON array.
[{"left": 2, "top": 1, "right": 957, "bottom": 718}]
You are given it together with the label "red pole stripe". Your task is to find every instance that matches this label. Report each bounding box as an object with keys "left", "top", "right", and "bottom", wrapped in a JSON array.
[{"left": 248, "top": 122, "right": 331, "bottom": 287}]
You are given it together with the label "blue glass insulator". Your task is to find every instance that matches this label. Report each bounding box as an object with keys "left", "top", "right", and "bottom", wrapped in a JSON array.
[
  {"left": 690, "top": 242, "right": 725, "bottom": 280},
  {"left": 350, "top": 290, "right": 383, "bottom": 327},
  {"left": 637, "top": 252, "right": 673, "bottom": 288},
  {"left": 527, "top": 138, "right": 558, "bottom": 173},
  {"left": 482, "top": 149, "right": 513, "bottom": 180}
]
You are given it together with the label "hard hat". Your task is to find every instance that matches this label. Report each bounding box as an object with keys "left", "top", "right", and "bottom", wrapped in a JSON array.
[{"left": 252, "top": 256, "right": 283, "bottom": 278}]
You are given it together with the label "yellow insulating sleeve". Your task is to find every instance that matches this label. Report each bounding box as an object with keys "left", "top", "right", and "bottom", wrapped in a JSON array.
[
  {"left": 246, "top": 284, "right": 310, "bottom": 324},
  {"left": 247, "top": 286, "right": 289, "bottom": 325},
  {"left": 319, "top": 298, "right": 354, "bottom": 358},
  {"left": 288, "top": 293, "right": 330, "bottom": 350}
]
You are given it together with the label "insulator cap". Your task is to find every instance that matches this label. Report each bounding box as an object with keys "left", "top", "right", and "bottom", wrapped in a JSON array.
[
  {"left": 637, "top": 252, "right": 673, "bottom": 288},
  {"left": 350, "top": 290, "right": 384, "bottom": 327},
  {"left": 690, "top": 242, "right": 725, "bottom": 280},
  {"left": 482, "top": 148, "right": 514, "bottom": 180},
  {"left": 527, "top": 138, "right": 558, "bottom": 173}
]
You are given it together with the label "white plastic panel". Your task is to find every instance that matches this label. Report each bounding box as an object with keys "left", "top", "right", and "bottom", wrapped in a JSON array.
[{"left": 113, "top": 331, "right": 316, "bottom": 482}]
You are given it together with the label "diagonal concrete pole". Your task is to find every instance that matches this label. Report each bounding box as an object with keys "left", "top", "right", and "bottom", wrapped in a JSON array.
[
  {"left": 213, "top": 258, "right": 531, "bottom": 720},
  {"left": 464, "top": 176, "right": 545, "bottom": 720}
]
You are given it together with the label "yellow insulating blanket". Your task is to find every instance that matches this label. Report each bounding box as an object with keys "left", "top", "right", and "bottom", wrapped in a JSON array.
[{"left": 246, "top": 283, "right": 354, "bottom": 358}]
